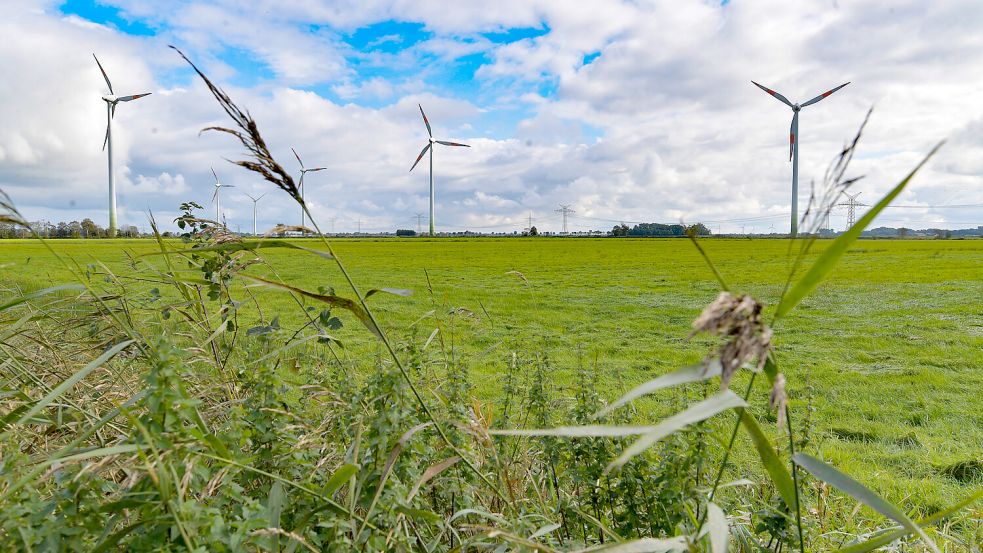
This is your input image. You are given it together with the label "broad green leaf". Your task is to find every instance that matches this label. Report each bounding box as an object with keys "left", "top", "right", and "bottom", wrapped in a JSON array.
[
  {"left": 268, "top": 481, "right": 287, "bottom": 544},
  {"left": 395, "top": 506, "right": 443, "bottom": 523},
  {"left": 12, "top": 340, "right": 133, "bottom": 430},
  {"left": 835, "top": 489, "right": 983, "bottom": 553},
  {"left": 408, "top": 456, "right": 461, "bottom": 500},
  {"left": 774, "top": 142, "right": 943, "bottom": 321},
  {"left": 705, "top": 502, "right": 728, "bottom": 553},
  {"left": 141, "top": 240, "right": 332, "bottom": 259},
  {"left": 241, "top": 275, "right": 383, "bottom": 340},
  {"left": 793, "top": 453, "right": 940, "bottom": 553},
  {"left": 365, "top": 287, "right": 412, "bottom": 299},
  {"left": 594, "top": 361, "right": 722, "bottom": 419},
  {"left": 38, "top": 444, "right": 143, "bottom": 467},
  {"left": 573, "top": 536, "right": 688, "bottom": 552},
  {"left": 490, "top": 425, "right": 661, "bottom": 438},
  {"left": 530, "top": 523, "right": 562, "bottom": 540},
  {"left": 607, "top": 391, "right": 746, "bottom": 473},
  {"left": 322, "top": 464, "right": 358, "bottom": 496},
  {"left": 739, "top": 411, "right": 797, "bottom": 509},
  {"left": 0, "top": 284, "right": 84, "bottom": 312}
]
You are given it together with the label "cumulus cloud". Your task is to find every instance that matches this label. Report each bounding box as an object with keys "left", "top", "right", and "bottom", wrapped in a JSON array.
[{"left": 1, "top": 0, "right": 981, "bottom": 234}]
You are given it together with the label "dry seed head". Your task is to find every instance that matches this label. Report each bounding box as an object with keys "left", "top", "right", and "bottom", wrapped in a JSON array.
[{"left": 691, "top": 292, "right": 772, "bottom": 388}]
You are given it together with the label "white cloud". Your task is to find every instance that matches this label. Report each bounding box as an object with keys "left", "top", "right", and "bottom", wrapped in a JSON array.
[{"left": 1, "top": 0, "right": 981, "bottom": 235}]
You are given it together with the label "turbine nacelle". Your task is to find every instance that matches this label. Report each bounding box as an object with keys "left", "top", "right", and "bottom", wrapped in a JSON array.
[{"left": 102, "top": 95, "right": 117, "bottom": 103}]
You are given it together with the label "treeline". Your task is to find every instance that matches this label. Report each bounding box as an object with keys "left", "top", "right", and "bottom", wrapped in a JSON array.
[
  {"left": 0, "top": 219, "right": 142, "bottom": 238},
  {"left": 610, "top": 222, "right": 711, "bottom": 237}
]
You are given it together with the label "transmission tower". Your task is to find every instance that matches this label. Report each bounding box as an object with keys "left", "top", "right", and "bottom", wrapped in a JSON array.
[
  {"left": 328, "top": 217, "right": 337, "bottom": 234},
  {"left": 414, "top": 213, "right": 425, "bottom": 234},
  {"left": 527, "top": 212, "right": 533, "bottom": 233},
  {"left": 837, "top": 192, "right": 864, "bottom": 230},
  {"left": 555, "top": 204, "right": 575, "bottom": 234}
]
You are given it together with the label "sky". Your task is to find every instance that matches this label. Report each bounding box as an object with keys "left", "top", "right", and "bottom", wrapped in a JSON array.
[{"left": 2, "top": 0, "right": 982, "bottom": 234}]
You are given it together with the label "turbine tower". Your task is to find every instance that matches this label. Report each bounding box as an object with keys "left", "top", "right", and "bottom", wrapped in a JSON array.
[
  {"left": 93, "top": 54, "right": 151, "bottom": 237},
  {"left": 752, "top": 80, "right": 849, "bottom": 237},
  {"left": 210, "top": 168, "right": 234, "bottom": 227},
  {"left": 292, "top": 148, "right": 326, "bottom": 235},
  {"left": 245, "top": 192, "right": 266, "bottom": 236},
  {"left": 409, "top": 104, "right": 470, "bottom": 236}
]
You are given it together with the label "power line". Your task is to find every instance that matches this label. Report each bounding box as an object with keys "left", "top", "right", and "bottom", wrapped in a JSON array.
[{"left": 555, "top": 205, "right": 575, "bottom": 234}]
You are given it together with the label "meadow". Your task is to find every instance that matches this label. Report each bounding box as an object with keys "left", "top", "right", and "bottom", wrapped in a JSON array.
[{"left": 2, "top": 236, "right": 980, "bottom": 541}]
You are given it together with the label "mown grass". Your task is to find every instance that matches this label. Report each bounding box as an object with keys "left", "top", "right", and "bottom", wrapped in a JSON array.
[{"left": 2, "top": 236, "right": 980, "bottom": 518}]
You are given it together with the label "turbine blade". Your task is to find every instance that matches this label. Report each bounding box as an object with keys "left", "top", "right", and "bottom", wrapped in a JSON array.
[
  {"left": 93, "top": 54, "right": 113, "bottom": 95},
  {"left": 436, "top": 140, "right": 470, "bottom": 147},
  {"left": 410, "top": 142, "right": 432, "bottom": 172},
  {"left": 307, "top": 167, "right": 327, "bottom": 172},
  {"left": 258, "top": 193, "right": 267, "bottom": 200},
  {"left": 751, "top": 81, "right": 793, "bottom": 108},
  {"left": 800, "top": 82, "right": 850, "bottom": 107},
  {"left": 212, "top": 188, "right": 218, "bottom": 203},
  {"left": 102, "top": 122, "right": 110, "bottom": 151},
  {"left": 117, "top": 93, "right": 152, "bottom": 102},
  {"left": 789, "top": 111, "right": 798, "bottom": 162},
  {"left": 211, "top": 167, "right": 219, "bottom": 184},
  {"left": 111, "top": 103, "right": 116, "bottom": 118},
  {"left": 292, "top": 147, "right": 304, "bottom": 169},
  {"left": 419, "top": 104, "right": 432, "bottom": 137}
]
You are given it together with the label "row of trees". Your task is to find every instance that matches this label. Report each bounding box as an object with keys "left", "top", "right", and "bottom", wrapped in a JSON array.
[
  {"left": 0, "top": 219, "right": 141, "bottom": 239},
  {"left": 610, "top": 222, "right": 711, "bottom": 237}
]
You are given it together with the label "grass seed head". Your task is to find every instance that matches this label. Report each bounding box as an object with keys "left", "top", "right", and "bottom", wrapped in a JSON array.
[{"left": 691, "top": 291, "right": 772, "bottom": 388}]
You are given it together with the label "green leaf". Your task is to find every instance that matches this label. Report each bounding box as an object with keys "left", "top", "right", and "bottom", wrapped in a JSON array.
[
  {"left": 11, "top": 340, "right": 133, "bottom": 431},
  {"left": 774, "top": 142, "right": 943, "bottom": 321},
  {"left": 572, "top": 536, "right": 688, "bottom": 552},
  {"left": 365, "top": 287, "right": 413, "bottom": 299},
  {"left": 594, "top": 361, "right": 722, "bottom": 419},
  {"left": 739, "top": 410, "right": 797, "bottom": 510},
  {"left": 705, "top": 502, "right": 728, "bottom": 553},
  {"left": 322, "top": 464, "right": 358, "bottom": 496},
  {"left": 606, "top": 391, "right": 747, "bottom": 473},
  {"left": 793, "top": 453, "right": 940, "bottom": 553},
  {"left": 835, "top": 489, "right": 983, "bottom": 553},
  {"left": 141, "top": 240, "right": 332, "bottom": 259},
  {"left": 241, "top": 275, "right": 383, "bottom": 340},
  {"left": 0, "top": 284, "right": 84, "bottom": 312}
]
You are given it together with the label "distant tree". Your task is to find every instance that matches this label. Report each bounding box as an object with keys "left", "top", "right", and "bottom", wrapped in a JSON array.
[
  {"left": 686, "top": 223, "right": 711, "bottom": 236},
  {"left": 396, "top": 229, "right": 416, "bottom": 237},
  {"left": 80, "top": 218, "right": 100, "bottom": 238},
  {"left": 611, "top": 224, "right": 630, "bottom": 237},
  {"left": 529, "top": 226, "right": 538, "bottom": 236},
  {"left": 899, "top": 227, "right": 910, "bottom": 238}
]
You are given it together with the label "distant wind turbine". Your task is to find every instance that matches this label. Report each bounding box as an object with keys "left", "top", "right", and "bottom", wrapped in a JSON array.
[
  {"left": 244, "top": 192, "right": 266, "bottom": 236},
  {"left": 292, "top": 148, "right": 326, "bottom": 235},
  {"left": 409, "top": 104, "right": 470, "bottom": 236},
  {"left": 93, "top": 54, "right": 151, "bottom": 237},
  {"left": 752, "top": 80, "right": 849, "bottom": 237},
  {"left": 210, "top": 168, "right": 234, "bottom": 227}
]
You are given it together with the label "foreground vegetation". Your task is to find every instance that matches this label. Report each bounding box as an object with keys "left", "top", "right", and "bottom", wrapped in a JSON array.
[{"left": 0, "top": 50, "right": 979, "bottom": 551}]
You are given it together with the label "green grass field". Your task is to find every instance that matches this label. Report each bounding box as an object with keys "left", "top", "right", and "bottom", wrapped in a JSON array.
[{"left": 1, "top": 236, "right": 981, "bottom": 526}]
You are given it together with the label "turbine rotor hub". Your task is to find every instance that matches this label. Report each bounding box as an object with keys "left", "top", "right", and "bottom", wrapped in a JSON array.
[
  {"left": 792, "top": 104, "right": 801, "bottom": 111},
  {"left": 102, "top": 95, "right": 117, "bottom": 103}
]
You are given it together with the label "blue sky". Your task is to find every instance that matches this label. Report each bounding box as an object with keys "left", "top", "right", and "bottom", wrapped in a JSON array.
[{"left": 1, "top": 0, "right": 980, "bottom": 233}]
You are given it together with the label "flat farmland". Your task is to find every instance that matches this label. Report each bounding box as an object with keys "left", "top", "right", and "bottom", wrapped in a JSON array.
[{"left": 1, "top": 237, "right": 981, "bottom": 523}]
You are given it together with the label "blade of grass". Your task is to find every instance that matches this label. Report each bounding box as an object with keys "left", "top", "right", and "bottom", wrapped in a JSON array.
[
  {"left": 793, "top": 453, "right": 941, "bottom": 553},
  {"left": 774, "top": 142, "right": 943, "bottom": 321}
]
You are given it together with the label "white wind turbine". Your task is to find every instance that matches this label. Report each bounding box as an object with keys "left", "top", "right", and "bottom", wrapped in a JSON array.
[
  {"left": 752, "top": 80, "right": 849, "bottom": 237},
  {"left": 93, "top": 54, "right": 151, "bottom": 237},
  {"left": 244, "top": 192, "right": 266, "bottom": 236},
  {"left": 210, "top": 168, "right": 234, "bottom": 227},
  {"left": 409, "top": 104, "right": 470, "bottom": 236},
  {"left": 291, "top": 148, "right": 326, "bottom": 235}
]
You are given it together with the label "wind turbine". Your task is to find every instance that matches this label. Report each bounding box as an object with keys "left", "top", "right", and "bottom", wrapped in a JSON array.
[
  {"left": 291, "top": 148, "right": 326, "bottom": 235},
  {"left": 409, "top": 104, "right": 470, "bottom": 236},
  {"left": 93, "top": 54, "right": 151, "bottom": 237},
  {"left": 210, "top": 168, "right": 234, "bottom": 227},
  {"left": 244, "top": 192, "right": 266, "bottom": 236},
  {"left": 752, "top": 80, "right": 849, "bottom": 237}
]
